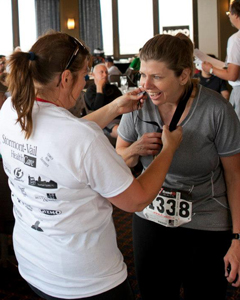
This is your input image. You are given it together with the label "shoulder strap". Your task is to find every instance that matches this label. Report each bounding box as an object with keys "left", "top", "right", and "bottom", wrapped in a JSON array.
[{"left": 169, "top": 83, "right": 193, "bottom": 132}]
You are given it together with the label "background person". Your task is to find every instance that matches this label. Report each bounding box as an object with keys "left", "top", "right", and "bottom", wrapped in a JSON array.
[
  {"left": 105, "top": 56, "right": 122, "bottom": 80},
  {"left": 116, "top": 33, "right": 240, "bottom": 300},
  {"left": 202, "top": 0, "right": 240, "bottom": 119},
  {"left": 85, "top": 63, "right": 122, "bottom": 139},
  {"left": 0, "top": 31, "right": 182, "bottom": 300},
  {"left": 194, "top": 54, "right": 230, "bottom": 100}
]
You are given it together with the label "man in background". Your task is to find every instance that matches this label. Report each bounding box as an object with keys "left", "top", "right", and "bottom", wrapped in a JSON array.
[
  {"left": 194, "top": 54, "right": 230, "bottom": 100},
  {"left": 105, "top": 56, "right": 122, "bottom": 80},
  {"left": 85, "top": 64, "right": 122, "bottom": 140}
]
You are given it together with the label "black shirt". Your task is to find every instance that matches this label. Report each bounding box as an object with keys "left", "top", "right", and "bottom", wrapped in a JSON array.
[
  {"left": 85, "top": 83, "right": 122, "bottom": 111},
  {"left": 193, "top": 73, "right": 228, "bottom": 94}
]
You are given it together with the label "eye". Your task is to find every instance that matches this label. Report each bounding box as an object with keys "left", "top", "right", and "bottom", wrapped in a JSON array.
[{"left": 153, "top": 75, "right": 162, "bottom": 80}]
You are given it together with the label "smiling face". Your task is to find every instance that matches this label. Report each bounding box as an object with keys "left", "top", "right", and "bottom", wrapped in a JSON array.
[{"left": 140, "top": 60, "right": 189, "bottom": 107}]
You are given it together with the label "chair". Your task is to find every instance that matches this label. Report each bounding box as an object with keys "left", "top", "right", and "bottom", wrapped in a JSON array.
[
  {"left": 109, "top": 74, "right": 137, "bottom": 88},
  {"left": 68, "top": 91, "right": 90, "bottom": 117},
  {"left": 125, "top": 67, "right": 140, "bottom": 84}
]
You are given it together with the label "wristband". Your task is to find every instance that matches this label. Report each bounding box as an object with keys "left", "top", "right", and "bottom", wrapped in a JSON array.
[{"left": 232, "top": 233, "right": 240, "bottom": 240}]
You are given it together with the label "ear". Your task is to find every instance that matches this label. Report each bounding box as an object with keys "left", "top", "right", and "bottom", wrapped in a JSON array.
[
  {"left": 179, "top": 68, "right": 191, "bottom": 86},
  {"left": 61, "top": 70, "right": 72, "bottom": 88}
]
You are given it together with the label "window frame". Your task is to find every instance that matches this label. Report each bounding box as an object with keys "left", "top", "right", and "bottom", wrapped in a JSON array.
[{"left": 111, "top": 0, "right": 198, "bottom": 60}]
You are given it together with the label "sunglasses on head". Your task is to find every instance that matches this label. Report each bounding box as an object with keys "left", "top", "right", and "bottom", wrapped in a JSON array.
[{"left": 56, "top": 36, "right": 86, "bottom": 87}]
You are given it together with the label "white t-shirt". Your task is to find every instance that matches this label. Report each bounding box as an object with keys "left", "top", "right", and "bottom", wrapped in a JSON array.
[
  {"left": 227, "top": 29, "right": 240, "bottom": 87},
  {"left": 0, "top": 98, "right": 133, "bottom": 299},
  {"left": 108, "top": 66, "right": 122, "bottom": 79}
]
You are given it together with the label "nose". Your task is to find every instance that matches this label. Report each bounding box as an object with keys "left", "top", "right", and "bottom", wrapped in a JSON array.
[{"left": 141, "top": 76, "right": 152, "bottom": 90}]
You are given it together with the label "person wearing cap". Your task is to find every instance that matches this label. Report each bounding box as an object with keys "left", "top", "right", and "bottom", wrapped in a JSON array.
[
  {"left": 92, "top": 48, "right": 105, "bottom": 67},
  {"left": 105, "top": 56, "right": 122, "bottom": 80}
]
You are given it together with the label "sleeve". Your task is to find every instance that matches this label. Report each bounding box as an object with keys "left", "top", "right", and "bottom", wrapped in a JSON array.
[
  {"left": 117, "top": 112, "right": 138, "bottom": 143},
  {"left": 85, "top": 85, "right": 106, "bottom": 110},
  {"left": 83, "top": 134, "right": 133, "bottom": 198},
  {"left": 227, "top": 33, "right": 240, "bottom": 66},
  {"left": 219, "top": 79, "right": 228, "bottom": 92},
  {"left": 214, "top": 101, "right": 240, "bottom": 156}
]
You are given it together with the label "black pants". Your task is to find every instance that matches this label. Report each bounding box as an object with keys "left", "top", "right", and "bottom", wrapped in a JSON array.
[
  {"left": 132, "top": 214, "right": 231, "bottom": 300},
  {"left": 28, "top": 278, "right": 135, "bottom": 300}
]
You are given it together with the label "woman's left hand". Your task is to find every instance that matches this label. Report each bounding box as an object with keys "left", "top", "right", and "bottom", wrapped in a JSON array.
[
  {"left": 224, "top": 240, "right": 240, "bottom": 287},
  {"left": 114, "top": 88, "right": 147, "bottom": 115}
]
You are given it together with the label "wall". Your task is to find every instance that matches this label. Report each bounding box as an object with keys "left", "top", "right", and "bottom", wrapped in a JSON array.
[
  {"left": 197, "top": 0, "right": 219, "bottom": 57},
  {"left": 60, "top": 0, "right": 80, "bottom": 39},
  {"left": 197, "top": 0, "right": 236, "bottom": 61},
  {"left": 217, "top": 0, "right": 236, "bottom": 60}
]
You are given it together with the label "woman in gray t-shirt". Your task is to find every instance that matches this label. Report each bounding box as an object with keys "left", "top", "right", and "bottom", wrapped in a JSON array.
[{"left": 116, "top": 33, "right": 240, "bottom": 300}]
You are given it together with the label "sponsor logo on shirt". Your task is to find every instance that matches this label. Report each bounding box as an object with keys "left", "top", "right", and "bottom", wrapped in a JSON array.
[
  {"left": 40, "top": 209, "right": 62, "bottom": 215},
  {"left": 17, "top": 198, "right": 33, "bottom": 211},
  {"left": 31, "top": 221, "right": 43, "bottom": 232},
  {"left": 2, "top": 135, "right": 38, "bottom": 168},
  {"left": 28, "top": 175, "right": 58, "bottom": 189},
  {"left": 14, "top": 168, "right": 24, "bottom": 180}
]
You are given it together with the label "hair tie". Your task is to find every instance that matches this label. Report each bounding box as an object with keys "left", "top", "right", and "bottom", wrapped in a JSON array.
[{"left": 28, "top": 52, "right": 36, "bottom": 61}]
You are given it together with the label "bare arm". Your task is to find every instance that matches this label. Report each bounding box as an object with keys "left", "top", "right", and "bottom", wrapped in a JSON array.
[
  {"left": 108, "top": 125, "right": 182, "bottom": 212},
  {"left": 116, "top": 133, "right": 162, "bottom": 167},
  {"left": 83, "top": 88, "right": 145, "bottom": 129},
  {"left": 221, "top": 153, "right": 240, "bottom": 287},
  {"left": 202, "top": 62, "right": 240, "bottom": 82},
  {"left": 221, "top": 90, "right": 230, "bottom": 100}
]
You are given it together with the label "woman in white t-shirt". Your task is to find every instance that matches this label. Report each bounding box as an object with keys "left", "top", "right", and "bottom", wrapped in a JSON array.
[{"left": 0, "top": 31, "right": 182, "bottom": 300}]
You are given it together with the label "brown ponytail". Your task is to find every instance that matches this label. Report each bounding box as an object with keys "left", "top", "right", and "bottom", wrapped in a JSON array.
[
  {"left": 7, "top": 52, "right": 35, "bottom": 139},
  {"left": 7, "top": 31, "right": 90, "bottom": 139}
]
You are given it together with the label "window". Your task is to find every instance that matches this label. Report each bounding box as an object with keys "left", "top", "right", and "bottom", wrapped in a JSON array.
[
  {"left": 158, "top": 0, "right": 193, "bottom": 40},
  {"left": 100, "top": 0, "right": 195, "bottom": 59},
  {"left": 118, "top": 0, "right": 153, "bottom": 55},
  {"left": 0, "top": 0, "right": 13, "bottom": 55},
  {"left": 18, "top": 0, "right": 37, "bottom": 51},
  {"left": 100, "top": 0, "right": 113, "bottom": 55}
]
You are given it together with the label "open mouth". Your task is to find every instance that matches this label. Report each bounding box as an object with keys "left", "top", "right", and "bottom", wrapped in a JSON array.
[{"left": 148, "top": 91, "right": 162, "bottom": 100}]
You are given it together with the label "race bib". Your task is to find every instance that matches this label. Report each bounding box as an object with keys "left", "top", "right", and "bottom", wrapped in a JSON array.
[{"left": 143, "top": 187, "right": 192, "bottom": 227}]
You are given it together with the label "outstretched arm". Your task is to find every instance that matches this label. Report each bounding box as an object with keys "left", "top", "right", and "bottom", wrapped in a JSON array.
[
  {"left": 83, "top": 88, "right": 145, "bottom": 129},
  {"left": 202, "top": 62, "right": 240, "bottom": 82},
  {"left": 108, "top": 125, "right": 182, "bottom": 212}
]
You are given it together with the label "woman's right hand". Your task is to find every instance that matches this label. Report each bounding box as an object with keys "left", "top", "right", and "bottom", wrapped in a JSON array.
[
  {"left": 132, "top": 132, "right": 162, "bottom": 157},
  {"left": 161, "top": 125, "right": 182, "bottom": 154}
]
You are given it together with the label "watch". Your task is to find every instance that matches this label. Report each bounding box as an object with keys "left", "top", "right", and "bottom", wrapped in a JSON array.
[
  {"left": 232, "top": 233, "right": 240, "bottom": 240},
  {"left": 209, "top": 67, "right": 214, "bottom": 75}
]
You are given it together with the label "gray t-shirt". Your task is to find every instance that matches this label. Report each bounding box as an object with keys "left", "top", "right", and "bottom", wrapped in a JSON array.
[{"left": 118, "top": 85, "right": 240, "bottom": 231}]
